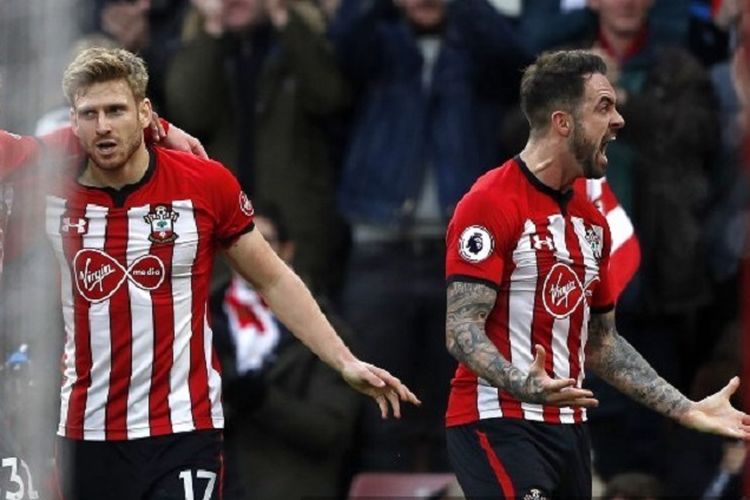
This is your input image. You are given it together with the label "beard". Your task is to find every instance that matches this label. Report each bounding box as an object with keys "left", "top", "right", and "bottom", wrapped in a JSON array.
[
  {"left": 570, "top": 120, "right": 604, "bottom": 180},
  {"left": 89, "top": 126, "right": 144, "bottom": 172}
]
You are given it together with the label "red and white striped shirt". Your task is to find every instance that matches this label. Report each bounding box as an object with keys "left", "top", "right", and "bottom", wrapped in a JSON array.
[
  {"left": 445, "top": 157, "right": 614, "bottom": 426},
  {"left": 45, "top": 147, "right": 254, "bottom": 441}
]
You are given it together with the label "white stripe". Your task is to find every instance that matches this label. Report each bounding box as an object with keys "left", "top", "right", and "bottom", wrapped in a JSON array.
[
  {"left": 547, "top": 215, "right": 574, "bottom": 424},
  {"left": 204, "top": 314, "right": 224, "bottom": 428},
  {"left": 605, "top": 206, "right": 634, "bottom": 253},
  {"left": 477, "top": 379, "right": 503, "bottom": 420},
  {"left": 46, "top": 196, "right": 76, "bottom": 436},
  {"left": 81, "top": 204, "right": 111, "bottom": 441},
  {"left": 126, "top": 205, "right": 155, "bottom": 438},
  {"left": 168, "top": 200, "right": 198, "bottom": 431},
  {"left": 506, "top": 219, "right": 544, "bottom": 420},
  {"left": 572, "top": 217, "right": 599, "bottom": 422},
  {"left": 585, "top": 179, "right": 603, "bottom": 203}
]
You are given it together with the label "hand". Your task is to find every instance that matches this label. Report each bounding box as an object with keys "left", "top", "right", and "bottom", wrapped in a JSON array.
[
  {"left": 678, "top": 377, "right": 750, "bottom": 440},
  {"left": 163, "top": 124, "right": 208, "bottom": 159},
  {"left": 518, "top": 345, "right": 599, "bottom": 408},
  {"left": 341, "top": 359, "right": 421, "bottom": 418}
]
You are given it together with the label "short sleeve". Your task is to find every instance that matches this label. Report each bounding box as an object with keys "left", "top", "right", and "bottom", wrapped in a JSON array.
[
  {"left": 206, "top": 162, "right": 255, "bottom": 247},
  {"left": 445, "top": 190, "right": 515, "bottom": 288},
  {"left": 0, "top": 131, "right": 42, "bottom": 181},
  {"left": 590, "top": 220, "right": 615, "bottom": 312}
]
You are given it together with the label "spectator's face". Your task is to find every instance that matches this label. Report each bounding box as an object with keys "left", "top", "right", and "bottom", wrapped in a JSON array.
[
  {"left": 568, "top": 73, "right": 624, "bottom": 179},
  {"left": 256, "top": 215, "right": 294, "bottom": 264},
  {"left": 222, "top": 0, "right": 265, "bottom": 32},
  {"left": 397, "top": 0, "right": 445, "bottom": 30},
  {"left": 591, "top": 0, "right": 652, "bottom": 38},
  {"left": 70, "top": 78, "right": 150, "bottom": 172}
]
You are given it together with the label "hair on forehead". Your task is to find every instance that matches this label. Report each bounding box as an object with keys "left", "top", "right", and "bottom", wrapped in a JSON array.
[
  {"left": 62, "top": 47, "right": 148, "bottom": 105},
  {"left": 520, "top": 50, "right": 608, "bottom": 133}
]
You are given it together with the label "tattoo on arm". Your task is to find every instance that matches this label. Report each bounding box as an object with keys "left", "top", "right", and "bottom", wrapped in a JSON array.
[
  {"left": 585, "top": 311, "right": 691, "bottom": 418},
  {"left": 445, "top": 281, "right": 545, "bottom": 403}
]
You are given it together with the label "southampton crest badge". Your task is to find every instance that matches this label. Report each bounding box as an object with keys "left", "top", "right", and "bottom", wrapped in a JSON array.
[
  {"left": 585, "top": 225, "right": 603, "bottom": 260},
  {"left": 144, "top": 205, "right": 179, "bottom": 243}
]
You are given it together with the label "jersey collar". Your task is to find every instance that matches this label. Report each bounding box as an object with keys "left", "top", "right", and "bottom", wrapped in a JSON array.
[{"left": 514, "top": 155, "right": 573, "bottom": 211}]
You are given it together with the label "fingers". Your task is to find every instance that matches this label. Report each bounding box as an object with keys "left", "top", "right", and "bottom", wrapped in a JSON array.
[
  {"left": 721, "top": 376, "right": 741, "bottom": 398},
  {"left": 385, "top": 389, "right": 401, "bottom": 419},
  {"left": 375, "top": 394, "right": 388, "bottom": 419},
  {"left": 546, "top": 387, "right": 598, "bottom": 408},
  {"left": 543, "top": 377, "right": 577, "bottom": 392},
  {"left": 366, "top": 364, "right": 421, "bottom": 405},
  {"left": 530, "top": 344, "right": 546, "bottom": 372},
  {"left": 189, "top": 136, "right": 208, "bottom": 159}
]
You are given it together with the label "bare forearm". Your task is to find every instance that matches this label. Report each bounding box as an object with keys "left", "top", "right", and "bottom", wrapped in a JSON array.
[
  {"left": 586, "top": 312, "right": 690, "bottom": 419},
  {"left": 259, "top": 267, "right": 354, "bottom": 372},
  {"left": 446, "top": 281, "right": 542, "bottom": 401}
]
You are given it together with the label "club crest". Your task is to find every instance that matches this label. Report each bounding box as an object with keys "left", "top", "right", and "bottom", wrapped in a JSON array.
[
  {"left": 143, "top": 205, "right": 179, "bottom": 243},
  {"left": 585, "top": 225, "right": 603, "bottom": 260}
]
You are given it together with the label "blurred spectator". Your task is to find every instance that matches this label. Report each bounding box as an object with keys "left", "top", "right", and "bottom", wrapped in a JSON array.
[
  {"left": 166, "top": 0, "right": 351, "bottom": 297},
  {"left": 76, "top": 0, "right": 190, "bottom": 111},
  {"left": 662, "top": 324, "right": 744, "bottom": 498},
  {"left": 603, "top": 472, "right": 664, "bottom": 500},
  {"left": 211, "top": 202, "right": 360, "bottom": 500},
  {"left": 329, "top": 0, "right": 530, "bottom": 471}
]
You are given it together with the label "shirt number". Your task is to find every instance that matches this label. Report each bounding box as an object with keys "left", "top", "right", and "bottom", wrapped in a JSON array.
[{"left": 178, "top": 469, "right": 217, "bottom": 500}]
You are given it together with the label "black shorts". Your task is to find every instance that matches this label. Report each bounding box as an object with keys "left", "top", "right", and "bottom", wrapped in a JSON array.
[
  {"left": 446, "top": 418, "right": 591, "bottom": 499},
  {"left": 55, "top": 430, "right": 223, "bottom": 500}
]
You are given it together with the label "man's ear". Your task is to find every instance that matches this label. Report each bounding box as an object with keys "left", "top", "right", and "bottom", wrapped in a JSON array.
[
  {"left": 138, "top": 97, "right": 153, "bottom": 129},
  {"left": 69, "top": 108, "right": 80, "bottom": 137},
  {"left": 551, "top": 110, "right": 572, "bottom": 137}
]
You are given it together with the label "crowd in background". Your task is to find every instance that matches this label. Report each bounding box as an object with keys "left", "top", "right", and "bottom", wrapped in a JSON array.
[{"left": 0, "top": 0, "right": 749, "bottom": 498}]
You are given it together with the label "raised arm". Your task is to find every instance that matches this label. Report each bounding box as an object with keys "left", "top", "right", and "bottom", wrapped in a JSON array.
[
  {"left": 224, "top": 229, "right": 420, "bottom": 417},
  {"left": 446, "top": 280, "right": 597, "bottom": 407},
  {"left": 586, "top": 310, "right": 750, "bottom": 439}
]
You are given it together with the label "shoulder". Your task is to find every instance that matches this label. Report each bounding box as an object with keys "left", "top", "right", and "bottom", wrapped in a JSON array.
[
  {"left": 455, "top": 159, "right": 523, "bottom": 219},
  {"left": 153, "top": 147, "right": 237, "bottom": 183}
]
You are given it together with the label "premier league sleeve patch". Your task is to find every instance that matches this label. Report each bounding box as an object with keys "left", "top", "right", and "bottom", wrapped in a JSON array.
[{"left": 458, "top": 225, "right": 494, "bottom": 263}]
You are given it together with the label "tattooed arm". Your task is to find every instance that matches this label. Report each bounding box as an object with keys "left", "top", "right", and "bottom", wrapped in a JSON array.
[
  {"left": 446, "top": 280, "right": 598, "bottom": 407},
  {"left": 586, "top": 310, "right": 750, "bottom": 439}
]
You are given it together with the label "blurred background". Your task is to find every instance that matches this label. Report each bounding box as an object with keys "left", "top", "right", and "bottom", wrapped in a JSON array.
[{"left": 0, "top": 0, "right": 748, "bottom": 498}]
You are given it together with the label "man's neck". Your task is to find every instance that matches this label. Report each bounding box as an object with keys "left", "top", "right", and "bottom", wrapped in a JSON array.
[
  {"left": 80, "top": 146, "right": 150, "bottom": 190},
  {"left": 519, "top": 139, "right": 578, "bottom": 192}
]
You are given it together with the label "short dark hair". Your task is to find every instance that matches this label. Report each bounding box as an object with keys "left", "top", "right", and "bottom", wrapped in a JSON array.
[
  {"left": 253, "top": 200, "right": 291, "bottom": 243},
  {"left": 520, "top": 50, "right": 607, "bottom": 132}
]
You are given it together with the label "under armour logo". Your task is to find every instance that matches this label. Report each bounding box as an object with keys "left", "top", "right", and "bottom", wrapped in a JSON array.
[
  {"left": 60, "top": 217, "right": 89, "bottom": 235},
  {"left": 73, "top": 248, "right": 165, "bottom": 303},
  {"left": 532, "top": 234, "right": 554, "bottom": 250}
]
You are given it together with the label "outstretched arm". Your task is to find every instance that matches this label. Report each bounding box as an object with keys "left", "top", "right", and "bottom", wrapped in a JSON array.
[
  {"left": 586, "top": 310, "right": 750, "bottom": 439},
  {"left": 446, "top": 280, "right": 597, "bottom": 407},
  {"left": 224, "top": 229, "right": 420, "bottom": 418}
]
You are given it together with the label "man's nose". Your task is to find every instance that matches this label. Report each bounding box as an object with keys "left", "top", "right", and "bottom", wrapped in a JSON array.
[
  {"left": 95, "top": 113, "right": 112, "bottom": 134},
  {"left": 612, "top": 108, "right": 625, "bottom": 130}
]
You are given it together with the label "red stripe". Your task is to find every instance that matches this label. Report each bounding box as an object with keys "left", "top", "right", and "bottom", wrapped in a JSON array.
[
  {"left": 61, "top": 205, "right": 91, "bottom": 439},
  {"left": 105, "top": 209, "right": 133, "bottom": 440},
  {"left": 188, "top": 211, "right": 211, "bottom": 428},
  {"left": 564, "top": 218, "right": 587, "bottom": 423},
  {"left": 530, "top": 218, "right": 559, "bottom": 423},
  {"left": 476, "top": 430, "right": 515, "bottom": 497},
  {"left": 608, "top": 235, "right": 641, "bottom": 300},
  {"left": 149, "top": 204, "right": 176, "bottom": 435}
]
